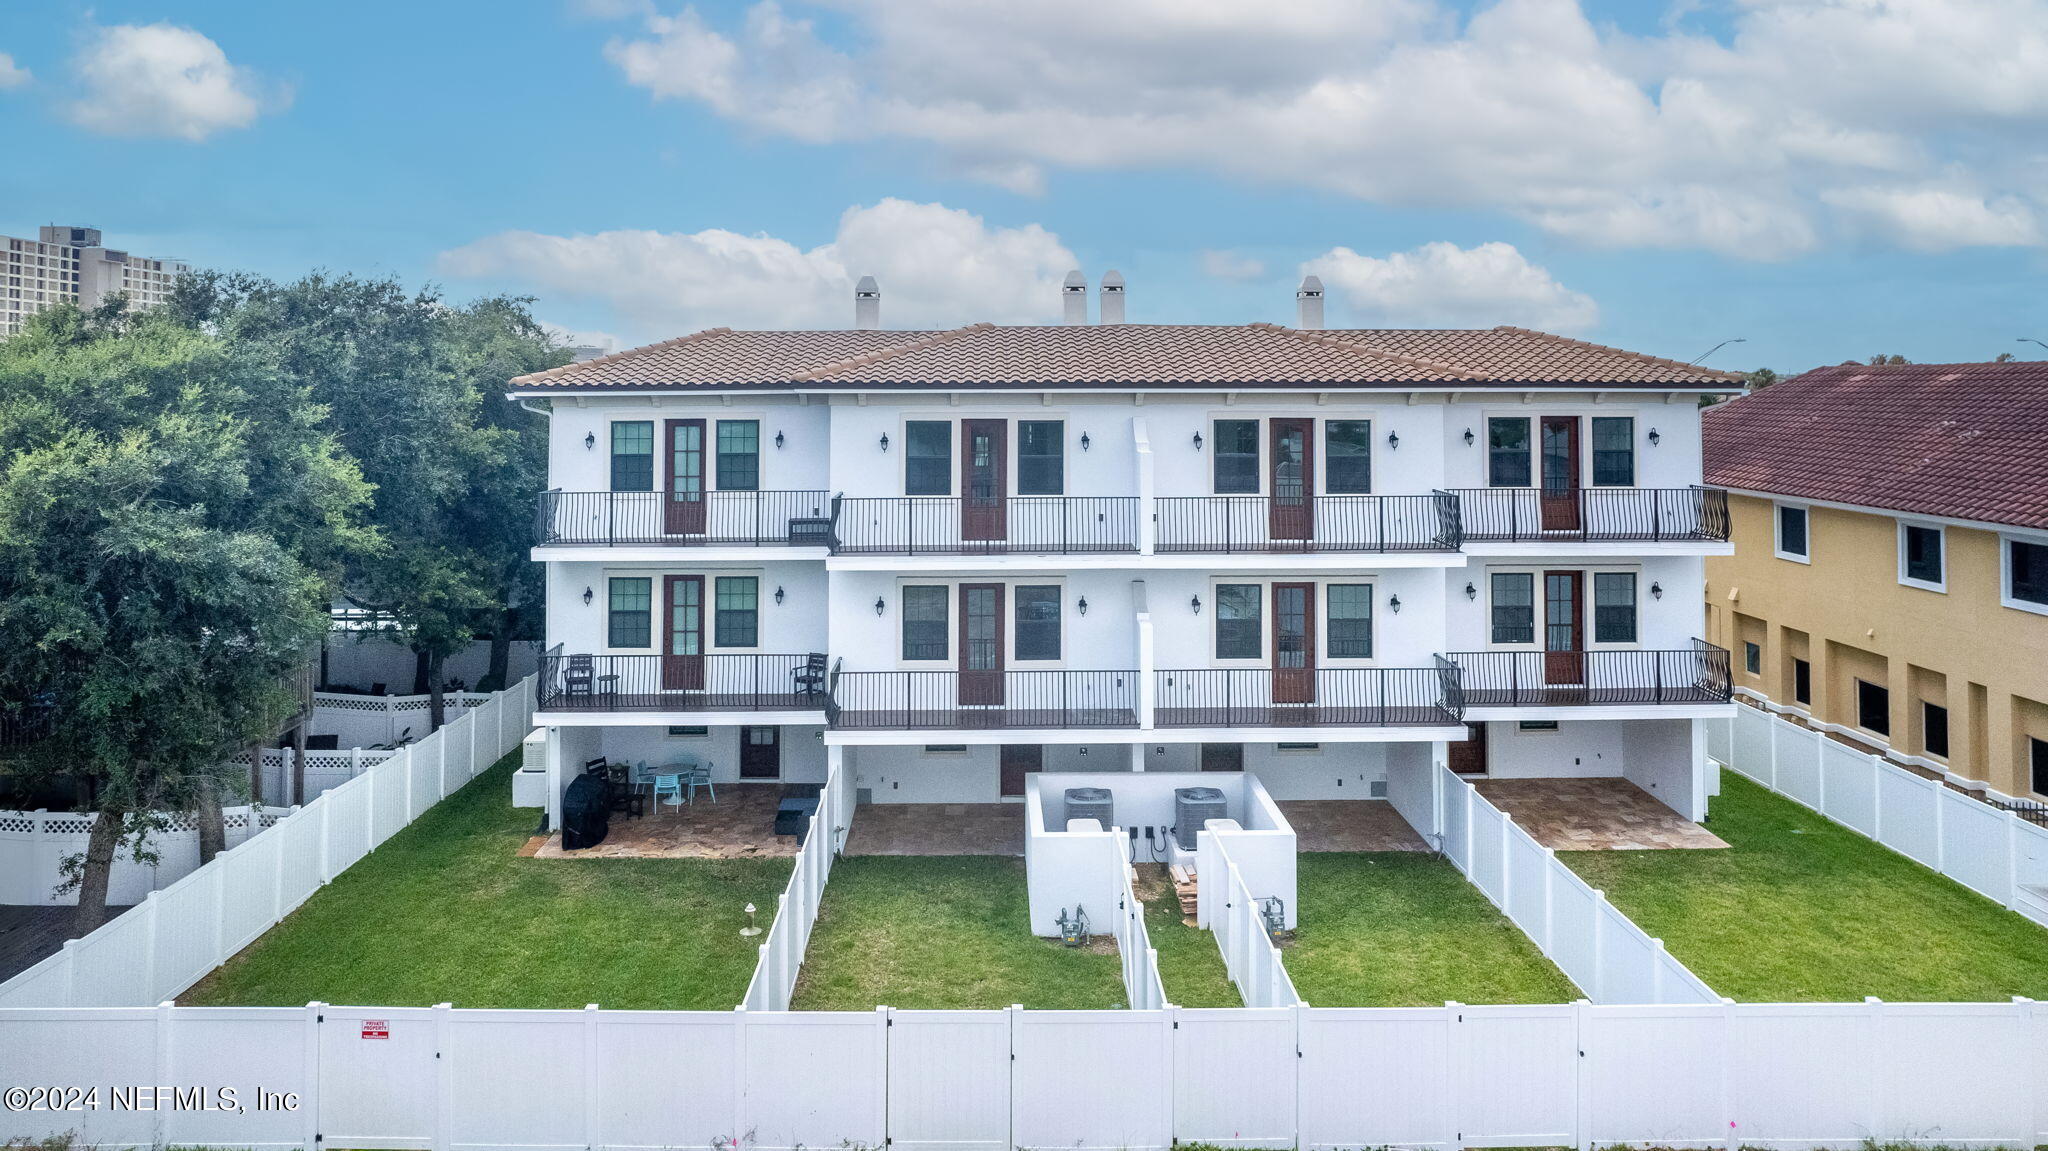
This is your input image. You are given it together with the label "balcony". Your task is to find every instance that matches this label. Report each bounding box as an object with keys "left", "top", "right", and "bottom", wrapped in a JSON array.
[
  {"left": 828, "top": 670, "right": 1139, "bottom": 730},
  {"left": 1154, "top": 493, "right": 1461, "bottom": 554},
  {"left": 1445, "top": 642, "right": 1732, "bottom": 708},
  {"left": 830, "top": 496, "right": 1140, "bottom": 556},
  {"left": 1448, "top": 486, "right": 1729, "bottom": 543},
  {"left": 1153, "top": 666, "right": 1463, "bottom": 728},
  {"left": 536, "top": 653, "right": 831, "bottom": 714},
  {"left": 534, "top": 490, "right": 834, "bottom": 548}
]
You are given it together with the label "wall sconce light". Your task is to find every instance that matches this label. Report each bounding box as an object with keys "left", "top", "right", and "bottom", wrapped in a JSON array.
[
  {"left": 1647, "top": 428, "right": 1662, "bottom": 446},
  {"left": 1387, "top": 430, "right": 1400, "bottom": 450},
  {"left": 582, "top": 586, "right": 594, "bottom": 605},
  {"left": 584, "top": 431, "right": 596, "bottom": 450},
  {"left": 774, "top": 585, "right": 786, "bottom": 605},
  {"left": 1463, "top": 427, "right": 1475, "bottom": 446},
  {"left": 774, "top": 430, "right": 786, "bottom": 450},
  {"left": 1650, "top": 581, "right": 1664, "bottom": 600},
  {"left": 1464, "top": 582, "right": 1477, "bottom": 601},
  {"left": 1192, "top": 430, "right": 1204, "bottom": 451},
  {"left": 1190, "top": 595, "right": 1203, "bottom": 614},
  {"left": 873, "top": 596, "right": 886, "bottom": 616},
  {"left": 1076, "top": 596, "right": 1089, "bottom": 616},
  {"left": 1388, "top": 594, "right": 1403, "bottom": 613},
  {"left": 878, "top": 432, "right": 890, "bottom": 453},
  {"left": 1079, "top": 432, "right": 1091, "bottom": 452}
]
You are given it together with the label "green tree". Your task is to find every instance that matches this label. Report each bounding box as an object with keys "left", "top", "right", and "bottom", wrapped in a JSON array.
[{"left": 0, "top": 302, "right": 372, "bottom": 927}]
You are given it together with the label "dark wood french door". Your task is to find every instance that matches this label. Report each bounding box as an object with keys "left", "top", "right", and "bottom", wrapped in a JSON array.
[
  {"left": 999, "top": 744, "right": 1042, "bottom": 797},
  {"left": 959, "top": 583, "right": 1006, "bottom": 706},
  {"left": 1448, "top": 723, "right": 1489, "bottom": 775},
  {"left": 739, "top": 726, "right": 780, "bottom": 779},
  {"left": 1269, "top": 417, "right": 1314, "bottom": 540},
  {"left": 661, "top": 575, "right": 705, "bottom": 691},
  {"left": 664, "top": 419, "right": 707, "bottom": 534},
  {"left": 1539, "top": 416, "right": 1581, "bottom": 532},
  {"left": 961, "top": 419, "right": 1008, "bottom": 541},
  {"left": 1272, "top": 582, "right": 1316, "bottom": 704},
  {"left": 1543, "top": 570, "right": 1585, "bottom": 686}
]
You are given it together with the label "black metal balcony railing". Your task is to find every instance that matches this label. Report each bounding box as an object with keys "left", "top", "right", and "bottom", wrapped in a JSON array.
[
  {"left": 1153, "top": 667, "right": 1463, "bottom": 728},
  {"left": 537, "top": 653, "right": 831, "bottom": 712},
  {"left": 829, "top": 670, "right": 1139, "bottom": 730},
  {"left": 1154, "top": 493, "right": 1461, "bottom": 554},
  {"left": 1448, "top": 486, "right": 1729, "bottom": 543},
  {"left": 535, "top": 490, "right": 835, "bottom": 547},
  {"left": 1445, "top": 641, "right": 1732, "bottom": 707},
  {"left": 830, "top": 497, "right": 1141, "bottom": 556}
]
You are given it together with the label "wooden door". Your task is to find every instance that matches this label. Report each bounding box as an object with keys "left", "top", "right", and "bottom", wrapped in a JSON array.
[
  {"left": 665, "top": 419, "right": 707, "bottom": 534},
  {"left": 1538, "top": 416, "right": 1581, "bottom": 532},
  {"left": 958, "top": 583, "right": 1006, "bottom": 706},
  {"left": 1543, "top": 570, "right": 1585, "bottom": 686},
  {"left": 961, "top": 419, "right": 1008, "bottom": 541},
  {"left": 1272, "top": 582, "right": 1316, "bottom": 704},
  {"left": 1448, "top": 723, "right": 1489, "bottom": 775},
  {"left": 1268, "top": 417, "right": 1314, "bottom": 540},
  {"left": 739, "top": 726, "right": 780, "bottom": 779},
  {"left": 1200, "top": 743, "right": 1245, "bottom": 772},
  {"left": 661, "top": 575, "right": 705, "bottom": 691},
  {"left": 999, "top": 744, "right": 1042, "bottom": 797}
]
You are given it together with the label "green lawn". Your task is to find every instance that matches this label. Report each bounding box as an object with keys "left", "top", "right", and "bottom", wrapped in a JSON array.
[
  {"left": 182, "top": 754, "right": 791, "bottom": 1010},
  {"left": 1134, "top": 867, "right": 1241, "bottom": 1008},
  {"left": 1563, "top": 770, "right": 2048, "bottom": 1002},
  {"left": 789, "top": 856, "right": 1127, "bottom": 1010},
  {"left": 1285, "top": 853, "right": 1581, "bottom": 1006}
]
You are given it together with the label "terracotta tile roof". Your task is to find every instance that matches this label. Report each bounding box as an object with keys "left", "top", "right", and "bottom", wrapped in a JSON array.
[
  {"left": 1703, "top": 361, "right": 2048, "bottom": 531},
  {"left": 511, "top": 323, "right": 1740, "bottom": 391}
]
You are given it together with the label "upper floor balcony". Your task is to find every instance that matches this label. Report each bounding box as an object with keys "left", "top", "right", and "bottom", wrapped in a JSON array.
[
  {"left": 1152, "top": 665, "right": 1461, "bottom": 729},
  {"left": 1444, "top": 641, "right": 1732, "bottom": 709},
  {"left": 828, "top": 669, "right": 1140, "bottom": 731},
  {"left": 535, "top": 651, "right": 831, "bottom": 717},
  {"left": 1154, "top": 493, "right": 1461, "bottom": 555},
  {"left": 1447, "top": 486, "right": 1729, "bottom": 546},
  {"left": 535, "top": 490, "right": 835, "bottom": 550},
  {"left": 831, "top": 496, "right": 1140, "bottom": 556}
]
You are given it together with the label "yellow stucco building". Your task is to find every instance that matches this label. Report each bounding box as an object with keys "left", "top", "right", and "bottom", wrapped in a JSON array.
[{"left": 1702, "top": 361, "right": 2048, "bottom": 801}]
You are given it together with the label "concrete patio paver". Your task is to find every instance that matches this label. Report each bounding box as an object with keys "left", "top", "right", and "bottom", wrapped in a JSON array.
[
  {"left": 1475, "top": 778, "right": 1728, "bottom": 850},
  {"left": 1278, "top": 800, "right": 1431, "bottom": 852}
]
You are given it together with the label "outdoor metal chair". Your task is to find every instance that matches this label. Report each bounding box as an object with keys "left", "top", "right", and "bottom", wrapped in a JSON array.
[
  {"left": 793, "top": 653, "right": 828, "bottom": 698},
  {"left": 563, "top": 655, "right": 595, "bottom": 699},
  {"left": 682, "top": 765, "right": 716, "bottom": 805},
  {"left": 652, "top": 773, "right": 685, "bottom": 811}
]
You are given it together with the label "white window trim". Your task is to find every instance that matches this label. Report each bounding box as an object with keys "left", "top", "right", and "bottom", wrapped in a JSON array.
[
  {"left": 602, "top": 409, "right": 771, "bottom": 495},
  {"left": 1479, "top": 409, "right": 1652, "bottom": 491},
  {"left": 895, "top": 412, "right": 1073, "bottom": 499},
  {"left": 891, "top": 577, "right": 1071, "bottom": 670},
  {"left": 1203, "top": 576, "right": 1383, "bottom": 669},
  {"left": 1203, "top": 411, "right": 1384, "bottom": 498},
  {"left": 1773, "top": 501, "right": 1812, "bottom": 564},
  {"left": 600, "top": 568, "right": 767, "bottom": 655},
  {"left": 1482, "top": 565, "right": 1644, "bottom": 652},
  {"left": 1999, "top": 532, "right": 2048, "bottom": 617},
  {"left": 1895, "top": 519, "right": 1947, "bottom": 594}
]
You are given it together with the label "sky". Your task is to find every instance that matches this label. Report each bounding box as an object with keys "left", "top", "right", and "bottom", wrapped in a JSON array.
[{"left": 3, "top": 0, "right": 2046, "bottom": 375}]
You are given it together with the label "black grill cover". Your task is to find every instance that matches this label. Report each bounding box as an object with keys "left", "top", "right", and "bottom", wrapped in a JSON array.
[{"left": 561, "top": 772, "right": 610, "bottom": 850}]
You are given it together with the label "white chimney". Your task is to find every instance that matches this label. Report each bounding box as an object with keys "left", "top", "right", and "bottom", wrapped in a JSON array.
[
  {"left": 853, "top": 275, "right": 881, "bottom": 329},
  {"left": 1099, "top": 269, "right": 1126, "bottom": 324},
  {"left": 1062, "top": 269, "right": 1088, "bottom": 325},
  {"left": 1296, "top": 274, "right": 1325, "bottom": 330}
]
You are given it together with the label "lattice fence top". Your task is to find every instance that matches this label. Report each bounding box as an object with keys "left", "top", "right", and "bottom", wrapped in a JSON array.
[{"left": 0, "top": 814, "right": 34, "bottom": 834}]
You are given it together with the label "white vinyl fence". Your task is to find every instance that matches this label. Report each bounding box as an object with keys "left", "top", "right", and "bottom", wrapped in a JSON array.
[
  {"left": 309, "top": 690, "right": 493, "bottom": 751},
  {"left": 0, "top": 677, "right": 537, "bottom": 1011},
  {"left": 0, "top": 806, "right": 291, "bottom": 906},
  {"left": 1197, "top": 832, "right": 1303, "bottom": 1009},
  {"left": 739, "top": 750, "right": 856, "bottom": 1011},
  {"left": 1434, "top": 762, "right": 1721, "bottom": 1005},
  {"left": 1714, "top": 701, "right": 2048, "bottom": 929},
  {"left": 5, "top": 998, "right": 2041, "bottom": 1151},
  {"left": 238, "top": 746, "right": 402, "bottom": 805},
  {"left": 1107, "top": 831, "right": 1170, "bottom": 1010}
]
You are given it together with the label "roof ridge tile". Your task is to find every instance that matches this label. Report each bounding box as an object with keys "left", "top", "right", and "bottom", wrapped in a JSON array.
[
  {"left": 1257, "top": 322, "right": 1483, "bottom": 381},
  {"left": 511, "top": 327, "right": 734, "bottom": 386},
  {"left": 1492, "top": 325, "right": 1743, "bottom": 383},
  {"left": 791, "top": 322, "right": 996, "bottom": 383}
]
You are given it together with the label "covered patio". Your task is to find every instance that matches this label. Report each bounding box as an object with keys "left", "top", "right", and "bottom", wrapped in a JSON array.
[
  {"left": 1473, "top": 777, "right": 1727, "bottom": 851},
  {"left": 533, "top": 783, "right": 806, "bottom": 859}
]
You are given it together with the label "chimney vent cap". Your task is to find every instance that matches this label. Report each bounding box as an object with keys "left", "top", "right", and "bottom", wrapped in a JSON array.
[
  {"left": 1297, "top": 274, "right": 1324, "bottom": 298},
  {"left": 1101, "top": 269, "right": 1125, "bottom": 293},
  {"left": 1062, "top": 269, "right": 1087, "bottom": 292}
]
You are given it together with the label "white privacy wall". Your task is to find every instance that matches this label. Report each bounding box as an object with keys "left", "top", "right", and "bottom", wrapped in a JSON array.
[{"left": 0, "top": 807, "right": 289, "bottom": 907}]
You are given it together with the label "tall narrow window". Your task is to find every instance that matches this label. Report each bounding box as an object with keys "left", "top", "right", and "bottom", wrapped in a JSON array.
[
  {"left": 1777, "top": 505, "right": 1809, "bottom": 559},
  {"left": 713, "top": 577, "right": 758, "bottom": 647},
  {"left": 1589, "top": 417, "right": 1635, "bottom": 486},
  {"left": 1213, "top": 419, "right": 1260, "bottom": 494},
  {"left": 1592, "top": 572, "right": 1638, "bottom": 643},
  {"left": 1489, "top": 573, "right": 1535, "bottom": 644},
  {"left": 2014, "top": 540, "right": 2048, "bottom": 607},
  {"left": 1017, "top": 421, "right": 1064, "bottom": 495},
  {"left": 2032, "top": 737, "right": 2048, "bottom": 797},
  {"left": 1856, "top": 679, "right": 1890, "bottom": 735},
  {"left": 1922, "top": 702, "right": 1949, "bottom": 758},
  {"left": 1793, "top": 658, "right": 1812, "bottom": 705},
  {"left": 1900, "top": 523, "right": 1943, "bottom": 587},
  {"left": 1327, "top": 584, "right": 1373, "bottom": 658},
  {"left": 1013, "top": 585, "right": 1062, "bottom": 660},
  {"left": 1745, "top": 643, "right": 1761, "bottom": 675},
  {"left": 1487, "top": 418, "right": 1531, "bottom": 487},
  {"left": 1325, "top": 420, "right": 1372, "bottom": 494},
  {"left": 608, "top": 577, "right": 652, "bottom": 648},
  {"left": 901, "top": 586, "right": 949, "bottom": 660},
  {"left": 1215, "top": 584, "right": 1262, "bottom": 659},
  {"left": 611, "top": 421, "right": 654, "bottom": 491},
  {"left": 905, "top": 421, "right": 952, "bottom": 496},
  {"left": 715, "top": 420, "right": 760, "bottom": 490}
]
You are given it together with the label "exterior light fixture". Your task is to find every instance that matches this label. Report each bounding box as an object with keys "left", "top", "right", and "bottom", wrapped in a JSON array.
[
  {"left": 1077, "top": 596, "right": 1089, "bottom": 615},
  {"left": 1080, "top": 432, "right": 1091, "bottom": 451},
  {"left": 874, "top": 596, "right": 886, "bottom": 616},
  {"left": 584, "top": 431, "right": 596, "bottom": 450},
  {"left": 1647, "top": 428, "right": 1661, "bottom": 446},
  {"left": 1464, "top": 582, "right": 1477, "bottom": 601},
  {"left": 879, "top": 432, "right": 890, "bottom": 452},
  {"left": 774, "top": 430, "right": 786, "bottom": 450},
  {"left": 582, "top": 587, "right": 594, "bottom": 605},
  {"left": 1463, "top": 428, "right": 1475, "bottom": 446},
  {"left": 1387, "top": 430, "right": 1400, "bottom": 450},
  {"left": 1191, "top": 595, "right": 1203, "bottom": 614},
  {"left": 1650, "top": 581, "right": 1664, "bottom": 600},
  {"left": 1192, "top": 430, "right": 1204, "bottom": 451},
  {"left": 774, "top": 585, "right": 786, "bottom": 605},
  {"left": 1388, "top": 594, "right": 1402, "bottom": 613}
]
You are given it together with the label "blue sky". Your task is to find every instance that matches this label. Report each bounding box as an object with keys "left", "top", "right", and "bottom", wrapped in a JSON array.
[{"left": 3, "top": 0, "right": 2046, "bottom": 374}]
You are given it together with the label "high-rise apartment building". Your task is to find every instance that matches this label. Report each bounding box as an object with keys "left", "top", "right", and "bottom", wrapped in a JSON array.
[{"left": 2, "top": 225, "right": 189, "bottom": 337}]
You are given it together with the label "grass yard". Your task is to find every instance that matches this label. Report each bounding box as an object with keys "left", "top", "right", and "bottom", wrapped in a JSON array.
[
  {"left": 1563, "top": 770, "right": 2048, "bottom": 1002},
  {"left": 1285, "top": 852, "right": 1581, "bottom": 1007},
  {"left": 182, "top": 754, "right": 791, "bottom": 1010},
  {"left": 789, "top": 856, "right": 1127, "bottom": 1010},
  {"left": 1134, "top": 866, "right": 1240, "bottom": 1008}
]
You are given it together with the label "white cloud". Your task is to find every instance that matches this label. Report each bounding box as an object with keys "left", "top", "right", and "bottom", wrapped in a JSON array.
[
  {"left": 541, "top": 323, "right": 624, "bottom": 356},
  {"left": 439, "top": 198, "right": 1079, "bottom": 337},
  {"left": 1305, "top": 241, "right": 1599, "bottom": 331},
  {"left": 1200, "top": 250, "right": 1267, "bottom": 282},
  {"left": 599, "top": 0, "right": 2048, "bottom": 258},
  {"left": 0, "top": 53, "right": 30, "bottom": 90},
  {"left": 65, "top": 23, "right": 283, "bottom": 141},
  {"left": 1820, "top": 185, "right": 2041, "bottom": 251}
]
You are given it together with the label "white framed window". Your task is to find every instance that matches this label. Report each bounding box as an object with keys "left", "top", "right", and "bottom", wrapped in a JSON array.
[
  {"left": 1203, "top": 577, "right": 1381, "bottom": 667},
  {"left": 1485, "top": 566, "right": 1643, "bottom": 650},
  {"left": 1774, "top": 502, "right": 1811, "bottom": 563},
  {"left": 893, "top": 579, "right": 1069, "bottom": 668},
  {"left": 2001, "top": 533, "right": 2048, "bottom": 617},
  {"left": 1897, "top": 521, "right": 1946, "bottom": 593}
]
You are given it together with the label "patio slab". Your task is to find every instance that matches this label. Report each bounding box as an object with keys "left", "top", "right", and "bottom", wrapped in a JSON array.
[
  {"left": 1474, "top": 777, "right": 1727, "bottom": 851},
  {"left": 534, "top": 783, "right": 798, "bottom": 859},
  {"left": 844, "top": 803, "right": 1024, "bottom": 856},
  {"left": 1278, "top": 799, "right": 1431, "bottom": 852}
]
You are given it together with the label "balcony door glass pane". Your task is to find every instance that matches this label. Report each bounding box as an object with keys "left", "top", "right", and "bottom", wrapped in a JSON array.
[
  {"left": 1017, "top": 421, "right": 1064, "bottom": 495},
  {"left": 1325, "top": 420, "right": 1371, "bottom": 493},
  {"left": 1590, "top": 417, "right": 1634, "bottom": 486},
  {"left": 1213, "top": 419, "right": 1259, "bottom": 494},
  {"left": 1327, "top": 583, "right": 1372, "bottom": 658},
  {"left": 1544, "top": 574, "right": 1579, "bottom": 652},
  {"left": 611, "top": 421, "right": 654, "bottom": 492},
  {"left": 905, "top": 421, "right": 952, "bottom": 495},
  {"left": 1216, "top": 583, "right": 1262, "bottom": 659},
  {"left": 1592, "top": 571, "right": 1637, "bottom": 643},
  {"left": 1490, "top": 572, "right": 1535, "bottom": 644},
  {"left": 902, "top": 586, "right": 949, "bottom": 660},
  {"left": 1274, "top": 585, "right": 1308, "bottom": 670},
  {"left": 1014, "top": 585, "right": 1061, "bottom": 660},
  {"left": 1488, "top": 418, "right": 1531, "bottom": 487},
  {"left": 715, "top": 420, "right": 759, "bottom": 491},
  {"left": 963, "top": 586, "right": 1000, "bottom": 672},
  {"left": 609, "top": 577, "right": 652, "bottom": 648},
  {"left": 669, "top": 578, "right": 701, "bottom": 656},
  {"left": 713, "top": 576, "right": 757, "bottom": 647}
]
